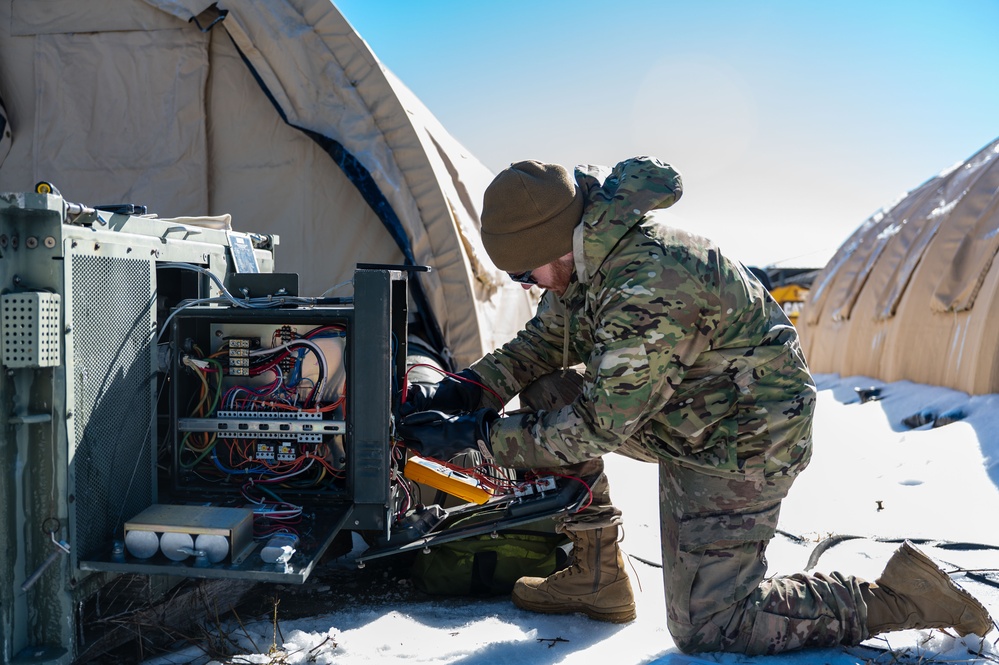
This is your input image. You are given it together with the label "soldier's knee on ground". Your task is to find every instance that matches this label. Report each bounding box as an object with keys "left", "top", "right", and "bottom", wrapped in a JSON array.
[
  {"left": 666, "top": 616, "right": 727, "bottom": 654},
  {"left": 667, "top": 608, "right": 791, "bottom": 654},
  {"left": 667, "top": 626, "right": 701, "bottom": 654}
]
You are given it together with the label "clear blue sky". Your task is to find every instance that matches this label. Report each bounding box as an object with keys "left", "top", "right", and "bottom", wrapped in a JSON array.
[{"left": 333, "top": 0, "right": 999, "bottom": 268}]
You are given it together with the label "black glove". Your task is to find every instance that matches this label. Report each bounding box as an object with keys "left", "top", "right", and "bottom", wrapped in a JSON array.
[
  {"left": 398, "top": 408, "right": 498, "bottom": 461},
  {"left": 401, "top": 368, "right": 483, "bottom": 416}
]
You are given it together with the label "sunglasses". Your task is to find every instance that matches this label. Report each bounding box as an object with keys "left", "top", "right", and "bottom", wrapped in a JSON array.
[{"left": 508, "top": 270, "right": 537, "bottom": 285}]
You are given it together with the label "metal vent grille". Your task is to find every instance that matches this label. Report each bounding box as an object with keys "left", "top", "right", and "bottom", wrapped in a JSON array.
[
  {"left": 2, "top": 292, "right": 61, "bottom": 367},
  {"left": 71, "top": 255, "right": 156, "bottom": 561}
]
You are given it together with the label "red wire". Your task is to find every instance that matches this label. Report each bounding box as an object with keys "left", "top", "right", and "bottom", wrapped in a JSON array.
[
  {"left": 395, "top": 367, "right": 590, "bottom": 509},
  {"left": 403, "top": 450, "right": 590, "bottom": 514},
  {"left": 403, "top": 363, "right": 505, "bottom": 413}
]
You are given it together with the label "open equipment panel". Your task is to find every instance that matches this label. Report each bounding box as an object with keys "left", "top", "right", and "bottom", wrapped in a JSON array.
[
  {"left": 149, "top": 269, "right": 406, "bottom": 582},
  {"left": 87, "top": 267, "right": 588, "bottom": 584},
  {"left": 1, "top": 190, "right": 585, "bottom": 664}
]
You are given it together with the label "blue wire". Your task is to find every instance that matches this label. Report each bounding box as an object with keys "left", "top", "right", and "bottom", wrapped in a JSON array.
[{"left": 288, "top": 348, "right": 307, "bottom": 387}]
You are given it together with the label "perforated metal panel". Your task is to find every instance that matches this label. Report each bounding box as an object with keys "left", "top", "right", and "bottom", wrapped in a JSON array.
[
  {"left": 70, "top": 255, "right": 156, "bottom": 560},
  {"left": 1, "top": 292, "right": 61, "bottom": 367}
]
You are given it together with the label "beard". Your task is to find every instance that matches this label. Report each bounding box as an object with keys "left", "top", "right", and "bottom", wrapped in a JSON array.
[{"left": 550, "top": 254, "right": 575, "bottom": 297}]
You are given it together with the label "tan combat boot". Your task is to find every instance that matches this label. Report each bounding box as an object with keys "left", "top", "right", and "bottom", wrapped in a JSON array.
[
  {"left": 864, "top": 541, "right": 993, "bottom": 637},
  {"left": 511, "top": 526, "right": 636, "bottom": 623}
]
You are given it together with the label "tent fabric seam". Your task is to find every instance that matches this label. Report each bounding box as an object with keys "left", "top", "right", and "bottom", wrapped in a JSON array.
[{"left": 223, "top": 30, "right": 451, "bottom": 366}]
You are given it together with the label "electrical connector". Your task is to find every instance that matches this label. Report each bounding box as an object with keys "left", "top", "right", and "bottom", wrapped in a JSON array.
[
  {"left": 534, "top": 476, "right": 557, "bottom": 493},
  {"left": 224, "top": 338, "right": 257, "bottom": 375},
  {"left": 182, "top": 356, "right": 211, "bottom": 371},
  {"left": 514, "top": 476, "right": 557, "bottom": 498}
]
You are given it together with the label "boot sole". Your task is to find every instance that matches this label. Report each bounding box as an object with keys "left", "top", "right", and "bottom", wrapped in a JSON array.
[{"left": 512, "top": 593, "right": 636, "bottom": 624}]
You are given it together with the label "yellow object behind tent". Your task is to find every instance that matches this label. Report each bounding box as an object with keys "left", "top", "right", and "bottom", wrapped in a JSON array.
[{"left": 770, "top": 283, "right": 809, "bottom": 325}]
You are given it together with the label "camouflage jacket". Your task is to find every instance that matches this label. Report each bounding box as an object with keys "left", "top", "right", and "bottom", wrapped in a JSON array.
[{"left": 470, "top": 157, "right": 815, "bottom": 478}]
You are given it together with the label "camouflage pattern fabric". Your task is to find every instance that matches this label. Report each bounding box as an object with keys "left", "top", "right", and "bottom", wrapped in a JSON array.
[
  {"left": 660, "top": 457, "right": 869, "bottom": 653},
  {"left": 466, "top": 156, "right": 872, "bottom": 653},
  {"left": 515, "top": 370, "right": 621, "bottom": 531},
  {"left": 470, "top": 156, "right": 814, "bottom": 479}
]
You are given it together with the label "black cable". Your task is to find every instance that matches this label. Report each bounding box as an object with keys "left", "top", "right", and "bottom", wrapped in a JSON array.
[
  {"left": 801, "top": 533, "right": 999, "bottom": 571},
  {"left": 627, "top": 553, "right": 663, "bottom": 569}
]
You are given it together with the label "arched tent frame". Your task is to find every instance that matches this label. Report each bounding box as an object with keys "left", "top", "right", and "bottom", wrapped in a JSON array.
[
  {"left": 799, "top": 137, "right": 999, "bottom": 395},
  {"left": 0, "top": 0, "right": 535, "bottom": 368}
]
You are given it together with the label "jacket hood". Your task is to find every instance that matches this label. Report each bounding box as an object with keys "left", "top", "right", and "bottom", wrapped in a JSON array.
[{"left": 572, "top": 156, "right": 683, "bottom": 284}]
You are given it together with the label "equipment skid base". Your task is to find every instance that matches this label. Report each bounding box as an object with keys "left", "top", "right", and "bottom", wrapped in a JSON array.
[{"left": 81, "top": 506, "right": 354, "bottom": 584}]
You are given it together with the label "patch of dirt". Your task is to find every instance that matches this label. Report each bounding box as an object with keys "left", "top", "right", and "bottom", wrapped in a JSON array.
[
  {"left": 236, "top": 549, "right": 430, "bottom": 621},
  {"left": 75, "top": 534, "right": 420, "bottom": 661}
]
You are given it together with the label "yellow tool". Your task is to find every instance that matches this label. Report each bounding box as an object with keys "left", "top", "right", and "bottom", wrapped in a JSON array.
[{"left": 403, "top": 455, "right": 493, "bottom": 505}]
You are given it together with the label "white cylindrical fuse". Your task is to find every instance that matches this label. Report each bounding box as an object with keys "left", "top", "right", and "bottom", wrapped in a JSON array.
[
  {"left": 160, "top": 532, "right": 194, "bottom": 561},
  {"left": 260, "top": 533, "right": 299, "bottom": 564},
  {"left": 194, "top": 534, "right": 230, "bottom": 563},
  {"left": 124, "top": 530, "right": 160, "bottom": 559}
]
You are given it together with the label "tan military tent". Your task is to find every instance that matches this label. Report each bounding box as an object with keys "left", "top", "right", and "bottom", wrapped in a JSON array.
[
  {"left": 0, "top": 0, "right": 534, "bottom": 368},
  {"left": 799, "top": 136, "right": 999, "bottom": 395}
]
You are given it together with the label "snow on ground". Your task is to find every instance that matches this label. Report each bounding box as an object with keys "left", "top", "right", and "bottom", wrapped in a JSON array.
[{"left": 144, "top": 374, "right": 999, "bottom": 664}]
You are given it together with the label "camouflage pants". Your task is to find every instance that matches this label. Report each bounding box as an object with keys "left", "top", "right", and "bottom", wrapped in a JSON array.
[
  {"left": 660, "top": 457, "right": 871, "bottom": 654},
  {"left": 520, "top": 371, "right": 872, "bottom": 654}
]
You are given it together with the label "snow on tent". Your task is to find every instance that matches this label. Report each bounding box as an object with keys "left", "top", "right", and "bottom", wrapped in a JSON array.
[
  {"left": 0, "top": 0, "right": 534, "bottom": 369},
  {"left": 798, "top": 136, "right": 999, "bottom": 395}
]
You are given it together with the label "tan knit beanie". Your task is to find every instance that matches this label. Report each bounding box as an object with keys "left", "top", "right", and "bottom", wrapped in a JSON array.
[{"left": 480, "top": 160, "right": 583, "bottom": 272}]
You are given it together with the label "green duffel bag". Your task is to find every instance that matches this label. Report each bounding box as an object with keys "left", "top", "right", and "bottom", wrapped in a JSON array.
[{"left": 411, "top": 521, "right": 569, "bottom": 596}]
